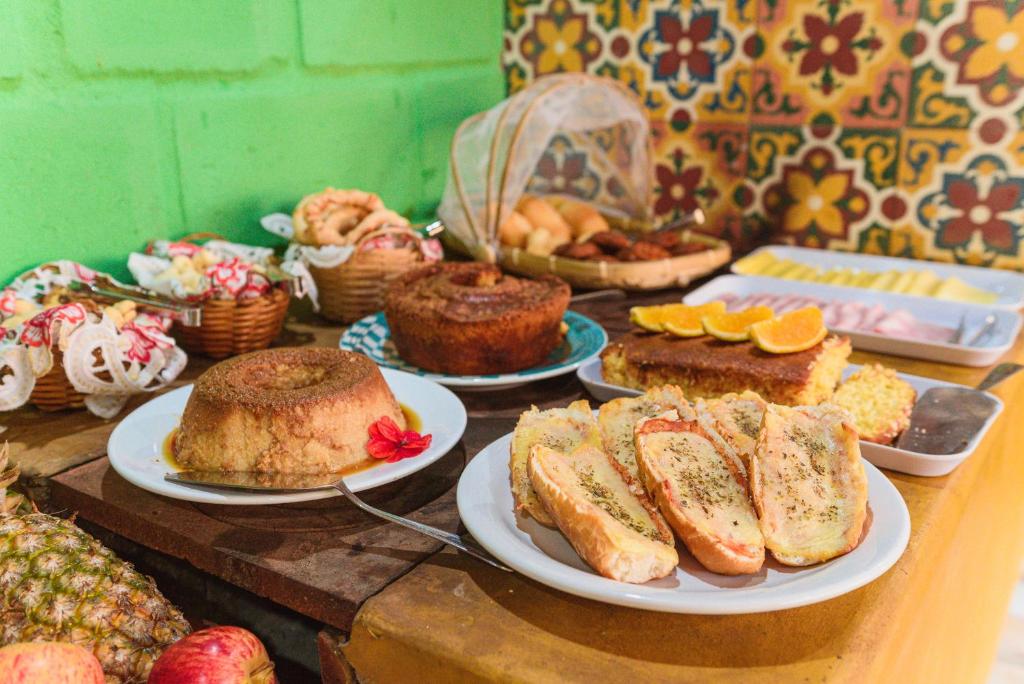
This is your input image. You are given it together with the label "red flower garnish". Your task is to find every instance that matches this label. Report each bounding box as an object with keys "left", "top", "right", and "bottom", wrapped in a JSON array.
[{"left": 366, "top": 416, "right": 432, "bottom": 463}]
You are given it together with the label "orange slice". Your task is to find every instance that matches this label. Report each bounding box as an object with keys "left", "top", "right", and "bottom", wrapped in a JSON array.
[
  {"left": 749, "top": 306, "right": 828, "bottom": 354},
  {"left": 630, "top": 304, "right": 673, "bottom": 332},
  {"left": 661, "top": 301, "right": 727, "bottom": 338},
  {"left": 702, "top": 306, "right": 775, "bottom": 342},
  {"left": 629, "top": 302, "right": 726, "bottom": 334}
]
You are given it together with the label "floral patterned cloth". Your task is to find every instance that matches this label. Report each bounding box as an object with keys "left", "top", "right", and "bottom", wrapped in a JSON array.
[
  {"left": 0, "top": 262, "right": 186, "bottom": 418},
  {"left": 504, "top": 0, "right": 1024, "bottom": 269}
]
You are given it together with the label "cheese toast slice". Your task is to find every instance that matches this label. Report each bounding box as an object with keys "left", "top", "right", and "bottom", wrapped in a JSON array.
[
  {"left": 510, "top": 400, "right": 603, "bottom": 526},
  {"left": 751, "top": 403, "right": 868, "bottom": 566},
  {"left": 696, "top": 390, "right": 767, "bottom": 472},
  {"left": 528, "top": 444, "right": 678, "bottom": 583},
  {"left": 634, "top": 410, "right": 765, "bottom": 575},
  {"left": 598, "top": 385, "right": 694, "bottom": 481}
]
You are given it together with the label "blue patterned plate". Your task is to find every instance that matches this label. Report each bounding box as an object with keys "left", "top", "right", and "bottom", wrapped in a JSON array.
[{"left": 340, "top": 311, "right": 608, "bottom": 390}]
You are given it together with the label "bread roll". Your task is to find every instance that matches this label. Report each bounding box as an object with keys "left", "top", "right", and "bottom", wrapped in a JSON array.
[
  {"left": 525, "top": 227, "right": 560, "bottom": 256},
  {"left": 499, "top": 210, "right": 533, "bottom": 248},
  {"left": 517, "top": 197, "right": 572, "bottom": 244},
  {"left": 557, "top": 199, "right": 610, "bottom": 239}
]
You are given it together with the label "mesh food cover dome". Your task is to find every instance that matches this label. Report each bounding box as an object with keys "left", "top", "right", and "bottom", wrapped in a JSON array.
[{"left": 438, "top": 73, "right": 653, "bottom": 262}]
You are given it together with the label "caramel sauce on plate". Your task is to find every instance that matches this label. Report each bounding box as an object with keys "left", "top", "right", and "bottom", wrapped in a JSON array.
[
  {"left": 401, "top": 402, "right": 421, "bottom": 432},
  {"left": 163, "top": 403, "right": 423, "bottom": 475}
]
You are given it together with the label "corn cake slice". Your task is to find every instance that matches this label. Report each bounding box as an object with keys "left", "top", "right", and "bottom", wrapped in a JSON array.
[
  {"left": 751, "top": 404, "right": 868, "bottom": 566},
  {"left": 528, "top": 444, "right": 678, "bottom": 583},
  {"left": 510, "top": 400, "right": 603, "bottom": 526},
  {"left": 832, "top": 364, "right": 916, "bottom": 445}
]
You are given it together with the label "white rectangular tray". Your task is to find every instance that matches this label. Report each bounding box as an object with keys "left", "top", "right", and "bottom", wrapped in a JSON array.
[
  {"left": 732, "top": 245, "right": 1024, "bottom": 310},
  {"left": 575, "top": 357, "right": 1003, "bottom": 477},
  {"left": 683, "top": 275, "right": 1021, "bottom": 367}
]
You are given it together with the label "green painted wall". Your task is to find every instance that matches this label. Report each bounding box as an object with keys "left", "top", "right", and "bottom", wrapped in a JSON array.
[{"left": 0, "top": 0, "right": 505, "bottom": 284}]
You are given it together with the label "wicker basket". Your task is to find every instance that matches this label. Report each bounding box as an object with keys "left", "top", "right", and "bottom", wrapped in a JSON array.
[
  {"left": 174, "top": 288, "right": 289, "bottom": 359},
  {"left": 499, "top": 231, "right": 732, "bottom": 290},
  {"left": 145, "top": 232, "right": 292, "bottom": 359},
  {"left": 28, "top": 349, "right": 87, "bottom": 412},
  {"left": 310, "top": 226, "right": 431, "bottom": 323}
]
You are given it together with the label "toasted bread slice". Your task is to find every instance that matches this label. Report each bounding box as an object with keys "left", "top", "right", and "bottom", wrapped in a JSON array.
[
  {"left": 528, "top": 444, "right": 678, "bottom": 583},
  {"left": 696, "top": 390, "right": 767, "bottom": 472},
  {"left": 751, "top": 404, "right": 868, "bottom": 566},
  {"left": 634, "top": 411, "right": 765, "bottom": 575},
  {"left": 598, "top": 385, "right": 695, "bottom": 481},
  {"left": 510, "top": 400, "right": 603, "bottom": 526}
]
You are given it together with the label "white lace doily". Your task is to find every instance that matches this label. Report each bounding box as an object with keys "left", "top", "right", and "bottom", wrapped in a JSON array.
[{"left": 0, "top": 262, "right": 188, "bottom": 418}]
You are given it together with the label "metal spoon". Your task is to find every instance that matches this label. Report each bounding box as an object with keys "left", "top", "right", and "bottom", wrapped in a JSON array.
[
  {"left": 966, "top": 313, "right": 998, "bottom": 347},
  {"left": 165, "top": 469, "right": 511, "bottom": 572},
  {"left": 570, "top": 289, "right": 627, "bottom": 303},
  {"left": 895, "top": 362, "right": 1023, "bottom": 454}
]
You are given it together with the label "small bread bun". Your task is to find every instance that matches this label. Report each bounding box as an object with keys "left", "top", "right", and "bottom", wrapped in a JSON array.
[
  {"left": 499, "top": 210, "right": 534, "bottom": 248},
  {"left": 557, "top": 199, "right": 610, "bottom": 239},
  {"left": 525, "top": 227, "right": 569, "bottom": 256},
  {"left": 517, "top": 197, "right": 572, "bottom": 244}
]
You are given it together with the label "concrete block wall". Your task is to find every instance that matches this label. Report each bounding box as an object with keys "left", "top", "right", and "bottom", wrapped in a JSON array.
[{"left": 0, "top": 0, "right": 505, "bottom": 283}]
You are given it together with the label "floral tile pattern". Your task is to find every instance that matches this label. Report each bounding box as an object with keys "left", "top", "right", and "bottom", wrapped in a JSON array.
[{"left": 502, "top": 0, "right": 1024, "bottom": 268}]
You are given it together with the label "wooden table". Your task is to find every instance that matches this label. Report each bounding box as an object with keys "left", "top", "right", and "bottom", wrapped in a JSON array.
[
  {"left": 339, "top": 302, "right": 1024, "bottom": 684},
  {"left": 13, "top": 290, "right": 1024, "bottom": 682}
]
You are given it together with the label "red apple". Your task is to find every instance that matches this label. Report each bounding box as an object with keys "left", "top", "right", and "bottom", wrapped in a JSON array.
[
  {"left": 148, "top": 626, "right": 276, "bottom": 684},
  {"left": 0, "top": 642, "right": 104, "bottom": 683}
]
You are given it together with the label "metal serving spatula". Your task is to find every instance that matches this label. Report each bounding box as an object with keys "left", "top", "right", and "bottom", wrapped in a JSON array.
[
  {"left": 165, "top": 470, "right": 511, "bottom": 572},
  {"left": 895, "top": 363, "right": 1022, "bottom": 455}
]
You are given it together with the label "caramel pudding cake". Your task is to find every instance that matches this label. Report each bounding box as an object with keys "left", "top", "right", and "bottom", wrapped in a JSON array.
[
  {"left": 174, "top": 348, "right": 404, "bottom": 474},
  {"left": 600, "top": 333, "right": 851, "bottom": 405},
  {"left": 384, "top": 262, "right": 571, "bottom": 375}
]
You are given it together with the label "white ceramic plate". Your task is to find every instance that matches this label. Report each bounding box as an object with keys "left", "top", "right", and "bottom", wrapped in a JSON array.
[
  {"left": 339, "top": 311, "right": 607, "bottom": 391},
  {"left": 575, "top": 358, "right": 1003, "bottom": 477},
  {"left": 685, "top": 275, "right": 1021, "bottom": 367},
  {"left": 108, "top": 368, "right": 467, "bottom": 505},
  {"left": 733, "top": 245, "right": 1024, "bottom": 310},
  {"left": 457, "top": 432, "right": 910, "bottom": 614}
]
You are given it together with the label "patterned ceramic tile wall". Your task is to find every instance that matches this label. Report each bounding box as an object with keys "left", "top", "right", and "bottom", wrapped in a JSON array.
[{"left": 503, "top": 0, "right": 1024, "bottom": 268}]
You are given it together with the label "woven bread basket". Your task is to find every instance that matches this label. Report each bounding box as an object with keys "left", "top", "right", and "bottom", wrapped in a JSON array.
[
  {"left": 28, "top": 349, "right": 87, "bottom": 412},
  {"left": 310, "top": 226, "right": 431, "bottom": 324},
  {"left": 148, "top": 232, "right": 292, "bottom": 359},
  {"left": 173, "top": 288, "right": 289, "bottom": 359},
  {"left": 499, "top": 231, "right": 731, "bottom": 290}
]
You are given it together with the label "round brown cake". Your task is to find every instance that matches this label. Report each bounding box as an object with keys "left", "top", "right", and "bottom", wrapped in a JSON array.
[
  {"left": 383, "top": 262, "right": 571, "bottom": 375},
  {"left": 173, "top": 348, "right": 404, "bottom": 474}
]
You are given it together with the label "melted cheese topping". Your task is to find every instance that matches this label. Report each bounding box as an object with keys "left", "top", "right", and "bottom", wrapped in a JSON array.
[
  {"left": 642, "top": 431, "right": 761, "bottom": 546},
  {"left": 511, "top": 401, "right": 603, "bottom": 519},
  {"left": 564, "top": 455, "right": 664, "bottom": 542},
  {"left": 701, "top": 392, "right": 765, "bottom": 468},
  {"left": 754, "top": 405, "right": 864, "bottom": 563},
  {"left": 599, "top": 387, "right": 694, "bottom": 479}
]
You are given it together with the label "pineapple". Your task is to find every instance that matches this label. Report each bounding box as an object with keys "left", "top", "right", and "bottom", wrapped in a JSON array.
[{"left": 0, "top": 443, "right": 191, "bottom": 682}]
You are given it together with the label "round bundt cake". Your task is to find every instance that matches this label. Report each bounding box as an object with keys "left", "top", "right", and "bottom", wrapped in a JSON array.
[
  {"left": 173, "top": 348, "right": 404, "bottom": 474},
  {"left": 383, "top": 262, "right": 570, "bottom": 375}
]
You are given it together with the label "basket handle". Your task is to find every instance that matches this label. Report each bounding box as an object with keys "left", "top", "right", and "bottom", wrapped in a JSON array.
[
  {"left": 145, "top": 231, "right": 228, "bottom": 254},
  {"left": 352, "top": 225, "right": 426, "bottom": 249},
  {"left": 177, "top": 231, "right": 228, "bottom": 244}
]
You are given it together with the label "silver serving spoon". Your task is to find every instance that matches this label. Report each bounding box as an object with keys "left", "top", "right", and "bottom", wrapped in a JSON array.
[
  {"left": 164, "top": 469, "right": 511, "bottom": 572},
  {"left": 895, "top": 362, "right": 1023, "bottom": 454}
]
